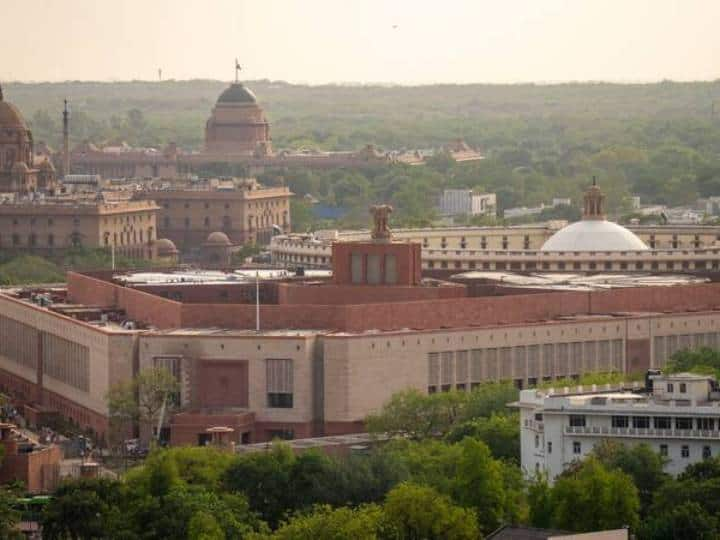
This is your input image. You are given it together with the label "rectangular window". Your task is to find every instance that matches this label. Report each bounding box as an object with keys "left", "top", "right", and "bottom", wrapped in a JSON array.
[
  {"left": 704, "top": 446, "right": 712, "bottom": 459},
  {"left": 667, "top": 383, "right": 674, "bottom": 392},
  {"left": 428, "top": 353, "right": 440, "bottom": 387},
  {"left": 573, "top": 441, "right": 581, "bottom": 455},
  {"left": 698, "top": 418, "right": 715, "bottom": 431},
  {"left": 654, "top": 417, "right": 671, "bottom": 429},
  {"left": 384, "top": 254, "right": 397, "bottom": 284},
  {"left": 569, "top": 415, "right": 586, "bottom": 427},
  {"left": 547, "top": 441, "right": 552, "bottom": 454},
  {"left": 266, "top": 358, "right": 293, "bottom": 408},
  {"left": 680, "top": 383, "right": 687, "bottom": 393},
  {"left": 632, "top": 416, "right": 650, "bottom": 429},
  {"left": 153, "top": 355, "right": 182, "bottom": 406},
  {"left": 351, "top": 254, "right": 363, "bottom": 284},
  {"left": 659, "top": 444, "right": 668, "bottom": 457},
  {"left": 455, "top": 350, "right": 468, "bottom": 384},
  {"left": 612, "top": 416, "right": 629, "bottom": 428},
  {"left": 441, "top": 351, "right": 454, "bottom": 386},
  {"left": 676, "top": 417, "right": 693, "bottom": 430},
  {"left": 682, "top": 445, "right": 690, "bottom": 458},
  {"left": 366, "top": 254, "right": 381, "bottom": 285},
  {"left": 470, "top": 349, "right": 483, "bottom": 382}
]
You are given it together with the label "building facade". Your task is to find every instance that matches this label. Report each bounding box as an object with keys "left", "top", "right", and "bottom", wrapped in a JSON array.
[
  {"left": 135, "top": 178, "right": 292, "bottom": 250},
  {"left": 0, "top": 85, "right": 57, "bottom": 194},
  {"left": 516, "top": 373, "right": 720, "bottom": 479},
  {"left": 438, "top": 189, "right": 496, "bottom": 217},
  {"left": 204, "top": 83, "right": 272, "bottom": 156},
  {"left": 0, "top": 198, "right": 161, "bottom": 259},
  {"left": 4, "top": 232, "right": 720, "bottom": 446},
  {"left": 271, "top": 183, "right": 720, "bottom": 273},
  {"left": 61, "top": 81, "right": 482, "bottom": 177}
]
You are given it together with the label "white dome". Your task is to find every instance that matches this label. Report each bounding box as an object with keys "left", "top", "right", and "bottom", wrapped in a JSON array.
[{"left": 541, "top": 219, "right": 649, "bottom": 252}]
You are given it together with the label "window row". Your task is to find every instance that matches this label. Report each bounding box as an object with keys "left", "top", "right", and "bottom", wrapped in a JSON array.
[
  {"left": 569, "top": 414, "right": 718, "bottom": 431},
  {"left": 426, "top": 259, "right": 718, "bottom": 272},
  {"left": 428, "top": 340, "right": 624, "bottom": 392},
  {"left": 42, "top": 333, "right": 90, "bottom": 392},
  {"left": 654, "top": 333, "right": 720, "bottom": 366},
  {"left": 0, "top": 315, "right": 38, "bottom": 369}
]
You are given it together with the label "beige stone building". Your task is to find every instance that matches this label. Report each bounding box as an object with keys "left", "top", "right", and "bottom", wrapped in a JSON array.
[
  {"left": 0, "top": 197, "right": 161, "bottom": 259},
  {"left": 271, "top": 183, "right": 720, "bottom": 273},
  {"left": 0, "top": 84, "right": 57, "bottom": 194},
  {"left": 136, "top": 178, "right": 291, "bottom": 250}
]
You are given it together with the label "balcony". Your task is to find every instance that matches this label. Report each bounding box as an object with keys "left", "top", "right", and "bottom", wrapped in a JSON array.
[
  {"left": 523, "top": 419, "right": 544, "bottom": 432},
  {"left": 564, "top": 425, "right": 720, "bottom": 439}
]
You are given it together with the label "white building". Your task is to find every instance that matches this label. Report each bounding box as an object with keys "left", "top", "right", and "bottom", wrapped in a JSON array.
[
  {"left": 515, "top": 372, "right": 720, "bottom": 480},
  {"left": 438, "top": 189, "right": 496, "bottom": 217},
  {"left": 503, "top": 204, "right": 546, "bottom": 219}
]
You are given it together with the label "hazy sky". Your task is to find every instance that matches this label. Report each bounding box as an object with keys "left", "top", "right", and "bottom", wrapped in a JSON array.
[{"left": 2, "top": 0, "right": 719, "bottom": 84}]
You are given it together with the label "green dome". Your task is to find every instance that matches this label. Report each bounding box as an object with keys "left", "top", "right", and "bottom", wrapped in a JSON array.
[{"left": 217, "top": 83, "right": 257, "bottom": 104}]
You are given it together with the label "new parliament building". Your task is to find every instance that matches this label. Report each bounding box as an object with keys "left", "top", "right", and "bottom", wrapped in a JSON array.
[{"left": 2, "top": 194, "right": 720, "bottom": 446}]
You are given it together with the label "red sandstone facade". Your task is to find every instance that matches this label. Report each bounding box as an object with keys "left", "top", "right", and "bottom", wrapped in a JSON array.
[{"left": 4, "top": 228, "right": 720, "bottom": 446}]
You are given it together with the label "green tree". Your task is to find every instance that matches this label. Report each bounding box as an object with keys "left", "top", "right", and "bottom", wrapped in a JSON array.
[
  {"left": 638, "top": 502, "right": 719, "bottom": 540},
  {"left": 592, "top": 440, "right": 668, "bottom": 515},
  {"left": 222, "top": 443, "right": 296, "bottom": 527},
  {"left": 527, "top": 473, "right": 553, "bottom": 529},
  {"left": 445, "top": 413, "right": 520, "bottom": 462},
  {"left": 0, "top": 488, "right": 21, "bottom": 540},
  {"left": 451, "top": 438, "right": 507, "bottom": 532},
  {"left": 41, "top": 478, "right": 129, "bottom": 540},
  {"left": 665, "top": 347, "right": 720, "bottom": 378},
  {"left": 249, "top": 504, "right": 385, "bottom": 540},
  {"left": 366, "top": 389, "right": 467, "bottom": 440},
  {"left": 106, "top": 366, "right": 180, "bottom": 444},
  {"left": 382, "top": 483, "right": 480, "bottom": 540},
  {"left": 187, "top": 511, "right": 226, "bottom": 540},
  {"left": 549, "top": 457, "right": 640, "bottom": 532},
  {"left": 366, "top": 382, "right": 518, "bottom": 442}
]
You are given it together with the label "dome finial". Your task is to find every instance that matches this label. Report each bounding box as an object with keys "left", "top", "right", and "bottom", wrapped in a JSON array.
[
  {"left": 235, "top": 58, "right": 241, "bottom": 84},
  {"left": 583, "top": 177, "right": 605, "bottom": 220}
]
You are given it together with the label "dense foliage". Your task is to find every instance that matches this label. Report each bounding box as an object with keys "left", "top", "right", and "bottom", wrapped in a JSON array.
[
  {"left": 0, "top": 249, "right": 153, "bottom": 286},
  {"left": 24, "top": 350, "right": 720, "bottom": 539},
  {"left": 7, "top": 80, "right": 720, "bottom": 227}
]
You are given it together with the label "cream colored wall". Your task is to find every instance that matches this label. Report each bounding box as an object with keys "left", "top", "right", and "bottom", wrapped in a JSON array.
[
  {"left": 322, "top": 319, "right": 628, "bottom": 424},
  {"left": 138, "top": 334, "right": 318, "bottom": 424},
  {"left": 0, "top": 207, "right": 157, "bottom": 254},
  {"left": 0, "top": 295, "right": 136, "bottom": 415}
]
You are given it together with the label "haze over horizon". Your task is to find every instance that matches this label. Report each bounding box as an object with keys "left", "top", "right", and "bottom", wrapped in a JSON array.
[{"left": 2, "top": 0, "right": 719, "bottom": 86}]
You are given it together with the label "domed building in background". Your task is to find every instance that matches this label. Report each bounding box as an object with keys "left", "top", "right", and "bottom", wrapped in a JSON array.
[
  {"left": 541, "top": 179, "right": 649, "bottom": 252},
  {"left": 155, "top": 238, "right": 180, "bottom": 265},
  {"left": 0, "top": 84, "right": 57, "bottom": 194},
  {"left": 201, "top": 231, "right": 233, "bottom": 265},
  {"left": 204, "top": 80, "right": 272, "bottom": 156},
  {"left": 272, "top": 179, "right": 720, "bottom": 274}
]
